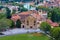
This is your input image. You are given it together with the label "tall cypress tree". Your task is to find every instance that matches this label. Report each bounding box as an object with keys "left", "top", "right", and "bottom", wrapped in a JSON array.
[
  {"left": 5, "top": 7, "right": 11, "bottom": 19},
  {"left": 16, "top": 19, "right": 21, "bottom": 28}
]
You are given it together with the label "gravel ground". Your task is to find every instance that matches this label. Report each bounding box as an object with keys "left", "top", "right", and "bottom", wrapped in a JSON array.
[{"left": 0, "top": 28, "right": 44, "bottom": 37}]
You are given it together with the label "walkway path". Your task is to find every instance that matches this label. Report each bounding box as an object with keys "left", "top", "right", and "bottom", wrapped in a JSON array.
[{"left": 1, "top": 28, "right": 43, "bottom": 35}]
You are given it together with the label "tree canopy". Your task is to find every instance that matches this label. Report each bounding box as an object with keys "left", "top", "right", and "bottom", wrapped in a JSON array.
[
  {"left": 40, "top": 22, "right": 51, "bottom": 33},
  {"left": 5, "top": 7, "right": 11, "bottom": 19},
  {"left": 0, "top": 19, "right": 12, "bottom": 31},
  {"left": 16, "top": 19, "right": 21, "bottom": 28},
  {"left": 50, "top": 27, "right": 60, "bottom": 40},
  {"left": 50, "top": 7, "right": 60, "bottom": 22},
  {"left": 36, "top": 6, "right": 50, "bottom": 11},
  {"left": 0, "top": 13, "right": 6, "bottom": 19},
  {"left": 37, "top": 6, "right": 60, "bottom": 23}
]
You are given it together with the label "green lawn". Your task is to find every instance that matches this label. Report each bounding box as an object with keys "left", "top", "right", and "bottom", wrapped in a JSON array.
[{"left": 0, "top": 33, "right": 50, "bottom": 40}]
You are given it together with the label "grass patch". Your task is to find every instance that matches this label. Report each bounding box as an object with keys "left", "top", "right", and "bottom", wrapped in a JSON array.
[{"left": 0, "top": 33, "right": 50, "bottom": 40}]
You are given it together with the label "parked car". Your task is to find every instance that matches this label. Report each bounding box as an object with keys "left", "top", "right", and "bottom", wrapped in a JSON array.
[{"left": 0, "top": 32, "right": 4, "bottom": 35}]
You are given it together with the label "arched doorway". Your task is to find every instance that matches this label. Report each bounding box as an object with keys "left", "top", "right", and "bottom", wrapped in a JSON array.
[
  {"left": 22, "top": 25, "right": 25, "bottom": 28},
  {"left": 30, "top": 26, "right": 33, "bottom": 28}
]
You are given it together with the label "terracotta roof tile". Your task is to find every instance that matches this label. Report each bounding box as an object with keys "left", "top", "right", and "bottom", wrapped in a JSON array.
[
  {"left": 19, "top": 10, "right": 38, "bottom": 15},
  {"left": 46, "top": 19, "right": 53, "bottom": 24},
  {"left": 51, "top": 22, "right": 59, "bottom": 27},
  {"left": 11, "top": 10, "right": 42, "bottom": 22},
  {"left": 11, "top": 14, "right": 20, "bottom": 21},
  {"left": 46, "top": 19, "right": 59, "bottom": 27}
]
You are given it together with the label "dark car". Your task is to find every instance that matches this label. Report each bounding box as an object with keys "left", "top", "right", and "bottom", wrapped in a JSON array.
[{"left": 0, "top": 32, "right": 4, "bottom": 35}]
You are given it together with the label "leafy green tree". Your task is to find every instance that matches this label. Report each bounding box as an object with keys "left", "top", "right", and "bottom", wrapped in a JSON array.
[
  {"left": 16, "top": 19, "right": 21, "bottom": 28},
  {"left": 20, "top": 7, "right": 28, "bottom": 12},
  {"left": 37, "top": 6, "right": 60, "bottom": 23},
  {"left": 10, "top": 20, "right": 15, "bottom": 28},
  {"left": 40, "top": 0, "right": 43, "bottom": 2},
  {"left": 36, "top": 6, "right": 50, "bottom": 11},
  {"left": 18, "top": 5, "right": 27, "bottom": 12},
  {"left": 40, "top": 22, "right": 51, "bottom": 33},
  {"left": 12, "top": 9, "right": 16, "bottom": 14},
  {"left": 50, "top": 7, "right": 60, "bottom": 22},
  {"left": 0, "top": 13, "right": 6, "bottom": 19},
  {"left": 5, "top": 7, "right": 11, "bottom": 19},
  {"left": 0, "top": 19, "right": 12, "bottom": 31},
  {"left": 50, "top": 27, "right": 60, "bottom": 40},
  {"left": 0, "top": 6, "right": 4, "bottom": 9},
  {"left": 12, "top": 2, "right": 23, "bottom": 6},
  {"left": 18, "top": 4, "right": 23, "bottom": 7}
]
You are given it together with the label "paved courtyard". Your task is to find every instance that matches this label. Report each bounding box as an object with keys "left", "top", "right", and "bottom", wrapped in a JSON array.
[{"left": 1, "top": 28, "right": 43, "bottom": 36}]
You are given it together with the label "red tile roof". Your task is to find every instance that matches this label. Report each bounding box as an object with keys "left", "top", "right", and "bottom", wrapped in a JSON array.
[
  {"left": 19, "top": 12, "right": 31, "bottom": 15},
  {"left": 11, "top": 10, "right": 47, "bottom": 22},
  {"left": 19, "top": 10, "right": 38, "bottom": 15},
  {"left": 11, "top": 10, "right": 41, "bottom": 21},
  {"left": 11, "top": 14, "right": 20, "bottom": 21},
  {"left": 32, "top": 13, "right": 41, "bottom": 20},
  {"left": 46, "top": 19, "right": 53, "bottom": 24},
  {"left": 46, "top": 19, "right": 59, "bottom": 27},
  {"left": 51, "top": 22, "right": 59, "bottom": 27}
]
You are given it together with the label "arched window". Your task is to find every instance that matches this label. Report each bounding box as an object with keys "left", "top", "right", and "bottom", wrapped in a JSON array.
[
  {"left": 27, "top": 20, "right": 29, "bottom": 25},
  {"left": 34, "top": 20, "right": 36, "bottom": 25}
]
